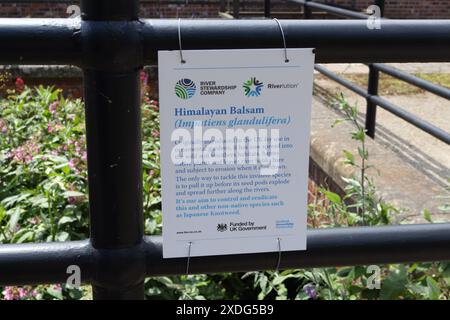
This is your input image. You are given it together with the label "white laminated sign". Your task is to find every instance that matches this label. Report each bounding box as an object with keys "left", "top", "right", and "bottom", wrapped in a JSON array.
[{"left": 158, "top": 49, "right": 315, "bottom": 258}]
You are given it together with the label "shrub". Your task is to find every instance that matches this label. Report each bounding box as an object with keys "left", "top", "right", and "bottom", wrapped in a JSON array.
[{"left": 0, "top": 85, "right": 448, "bottom": 300}]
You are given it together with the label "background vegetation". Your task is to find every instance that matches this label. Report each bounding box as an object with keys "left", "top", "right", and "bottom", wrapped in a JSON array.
[{"left": 0, "top": 75, "right": 448, "bottom": 300}]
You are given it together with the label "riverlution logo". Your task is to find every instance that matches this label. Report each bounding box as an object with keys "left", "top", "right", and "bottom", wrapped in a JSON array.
[
  {"left": 243, "top": 77, "right": 264, "bottom": 97},
  {"left": 175, "top": 78, "right": 196, "bottom": 99}
]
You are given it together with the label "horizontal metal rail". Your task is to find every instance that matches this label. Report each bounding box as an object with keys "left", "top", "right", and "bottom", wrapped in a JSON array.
[
  {"left": 1, "top": 1, "right": 449, "bottom": 298},
  {"left": 1, "top": 223, "right": 450, "bottom": 286},
  {"left": 1, "top": 19, "right": 450, "bottom": 65},
  {"left": 368, "top": 95, "right": 450, "bottom": 144},
  {"left": 289, "top": 0, "right": 371, "bottom": 19},
  {"left": 145, "top": 223, "right": 450, "bottom": 275},
  {"left": 315, "top": 64, "right": 369, "bottom": 98},
  {"left": 0, "top": 19, "right": 81, "bottom": 65},
  {"left": 141, "top": 19, "right": 450, "bottom": 64},
  {"left": 0, "top": 241, "right": 93, "bottom": 286},
  {"left": 231, "top": 11, "right": 299, "bottom": 16},
  {"left": 289, "top": 0, "right": 450, "bottom": 141},
  {"left": 315, "top": 65, "right": 450, "bottom": 144},
  {"left": 371, "top": 63, "right": 450, "bottom": 100}
]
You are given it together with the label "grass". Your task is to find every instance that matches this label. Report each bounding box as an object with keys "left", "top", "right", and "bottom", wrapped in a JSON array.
[{"left": 316, "top": 72, "right": 450, "bottom": 96}]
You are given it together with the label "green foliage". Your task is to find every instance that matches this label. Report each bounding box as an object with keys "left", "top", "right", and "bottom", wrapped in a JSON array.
[
  {"left": 253, "top": 94, "right": 448, "bottom": 301},
  {"left": 0, "top": 87, "right": 448, "bottom": 300},
  {"left": 0, "top": 86, "right": 89, "bottom": 245},
  {"left": 324, "top": 94, "right": 396, "bottom": 227},
  {"left": 0, "top": 85, "right": 161, "bottom": 299}
]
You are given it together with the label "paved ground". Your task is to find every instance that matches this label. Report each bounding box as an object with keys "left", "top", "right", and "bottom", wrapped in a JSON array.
[{"left": 311, "top": 63, "right": 450, "bottom": 223}]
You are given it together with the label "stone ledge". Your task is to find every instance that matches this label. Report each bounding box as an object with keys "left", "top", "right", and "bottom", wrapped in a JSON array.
[{"left": 310, "top": 96, "right": 450, "bottom": 224}]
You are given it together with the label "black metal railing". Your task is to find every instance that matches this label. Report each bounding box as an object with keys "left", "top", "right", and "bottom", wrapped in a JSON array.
[
  {"left": 281, "top": 0, "right": 450, "bottom": 143},
  {"left": 1, "top": 0, "right": 450, "bottom": 300},
  {"left": 219, "top": 0, "right": 301, "bottom": 19}
]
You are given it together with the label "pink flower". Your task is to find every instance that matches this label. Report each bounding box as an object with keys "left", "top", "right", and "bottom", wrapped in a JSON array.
[
  {"left": 149, "top": 100, "right": 159, "bottom": 111},
  {"left": 18, "top": 288, "right": 29, "bottom": 299},
  {"left": 2, "top": 286, "right": 30, "bottom": 300},
  {"left": 303, "top": 284, "right": 317, "bottom": 300},
  {"left": 3, "top": 287, "right": 16, "bottom": 300},
  {"left": 81, "top": 151, "right": 87, "bottom": 162},
  {"left": 47, "top": 123, "right": 54, "bottom": 133},
  {"left": 48, "top": 101, "right": 59, "bottom": 114},
  {"left": 68, "top": 197, "right": 77, "bottom": 205},
  {"left": 29, "top": 216, "right": 41, "bottom": 225},
  {"left": 10, "top": 140, "right": 40, "bottom": 164},
  {"left": 140, "top": 71, "right": 149, "bottom": 85},
  {"left": 15, "top": 77, "right": 25, "bottom": 93},
  {"left": 68, "top": 158, "right": 76, "bottom": 169},
  {"left": 53, "top": 284, "right": 62, "bottom": 292},
  {"left": 0, "top": 118, "right": 7, "bottom": 134},
  {"left": 13, "top": 224, "right": 21, "bottom": 233},
  {"left": 149, "top": 170, "right": 155, "bottom": 177},
  {"left": 151, "top": 130, "right": 160, "bottom": 138}
]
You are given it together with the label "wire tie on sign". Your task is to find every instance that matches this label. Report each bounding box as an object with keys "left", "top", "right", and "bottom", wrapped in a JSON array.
[
  {"left": 275, "top": 237, "right": 282, "bottom": 273},
  {"left": 273, "top": 18, "right": 289, "bottom": 63},
  {"left": 178, "top": 18, "right": 186, "bottom": 64},
  {"left": 186, "top": 241, "right": 192, "bottom": 275}
]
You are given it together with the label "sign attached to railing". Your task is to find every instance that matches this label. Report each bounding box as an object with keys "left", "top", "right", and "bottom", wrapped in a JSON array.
[{"left": 159, "top": 48, "right": 315, "bottom": 258}]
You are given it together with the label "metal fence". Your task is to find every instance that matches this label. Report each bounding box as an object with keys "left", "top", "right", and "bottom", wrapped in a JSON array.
[
  {"left": 0, "top": 0, "right": 450, "bottom": 300},
  {"left": 284, "top": 0, "right": 450, "bottom": 143}
]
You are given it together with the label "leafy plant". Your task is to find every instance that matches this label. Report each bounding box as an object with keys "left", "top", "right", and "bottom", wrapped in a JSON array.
[
  {"left": 1, "top": 84, "right": 447, "bottom": 300},
  {"left": 250, "top": 94, "right": 448, "bottom": 300}
]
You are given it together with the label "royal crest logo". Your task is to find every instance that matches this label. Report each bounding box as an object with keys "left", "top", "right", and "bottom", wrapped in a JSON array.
[
  {"left": 175, "top": 78, "right": 196, "bottom": 99},
  {"left": 217, "top": 223, "right": 228, "bottom": 232},
  {"left": 243, "top": 77, "right": 264, "bottom": 97}
]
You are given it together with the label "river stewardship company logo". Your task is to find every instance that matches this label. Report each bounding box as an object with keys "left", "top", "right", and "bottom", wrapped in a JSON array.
[
  {"left": 243, "top": 77, "right": 264, "bottom": 97},
  {"left": 175, "top": 78, "right": 196, "bottom": 99}
]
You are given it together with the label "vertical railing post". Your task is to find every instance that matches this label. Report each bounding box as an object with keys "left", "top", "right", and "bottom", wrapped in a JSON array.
[
  {"left": 219, "top": 0, "right": 226, "bottom": 13},
  {"left": 233, "top": 0, "right": 240, "bottom": 19},
  {"left": 264, "top": 0, "right": 271, "bottom": 18},
  {"left": 365, "top": 0, "right": 384, "bottom": 139},
  {"left": 366, "top": 64, "right": 379, "bottom": 138},
  {"left": 375, "top": 0, "right": 385, "bottom": 16},
  {"left": 81, "top": 0, "right": 145, "bottom": 300},
  {"left": 304, "top": 0, "right": 312, "bottom": 19}
]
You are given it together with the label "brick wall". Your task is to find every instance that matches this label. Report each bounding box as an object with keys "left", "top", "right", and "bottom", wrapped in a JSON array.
[
  {"left": 0, "top": 0, "right": 448, "bottom": 19},
  {"left": 319, "top": 0, "right": 450, "bottom": 19}
]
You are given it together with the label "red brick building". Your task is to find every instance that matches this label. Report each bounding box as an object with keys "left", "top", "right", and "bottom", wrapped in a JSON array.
[
  {"left": 0, "top": 0, "right": 447, "bottom": 98},
  {"left": 0, "top": 0, "right": 448, "bottom": 19}
]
